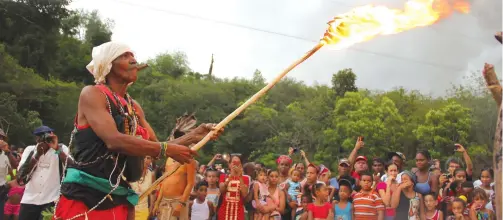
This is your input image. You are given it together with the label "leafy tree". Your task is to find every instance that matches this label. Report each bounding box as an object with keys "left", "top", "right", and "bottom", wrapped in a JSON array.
[
  {"left": 414, "top": 101, "right": 472, "bottom": 161},
  {"left": 331, "top": 68, "right": 358, "bottom": 98},
  {"left": 0, "top": 0, "right": 72, "bottom": 76}
]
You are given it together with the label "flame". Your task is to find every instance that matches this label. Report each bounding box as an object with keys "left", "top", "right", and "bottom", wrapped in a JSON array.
[{"left": 322, "top": 0, "right": 470, "bottom": 49}]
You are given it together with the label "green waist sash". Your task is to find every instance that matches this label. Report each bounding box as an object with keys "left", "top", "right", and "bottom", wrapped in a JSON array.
[{"left": 62, "top": 168, "right": 139, "bottom": 205}]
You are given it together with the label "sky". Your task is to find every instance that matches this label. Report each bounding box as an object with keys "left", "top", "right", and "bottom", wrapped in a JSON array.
[{"left": 69, "top": 0, "right": 502, "bottom": 96}]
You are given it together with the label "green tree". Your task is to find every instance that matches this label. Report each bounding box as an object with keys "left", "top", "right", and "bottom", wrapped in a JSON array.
[
  {"left": 414, "top": 101, "right": 472, "bottom": 161},
  {"left": 0, "top": 0, "right": 72, "bottom": 77},
  {"left": 331, "top": 68, "right": 358, "bottom": 98}
]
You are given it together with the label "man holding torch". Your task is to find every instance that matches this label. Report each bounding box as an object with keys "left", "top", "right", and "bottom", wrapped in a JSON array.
[{"left": 53, "top": 42, "right": 223, "bottom": 220}]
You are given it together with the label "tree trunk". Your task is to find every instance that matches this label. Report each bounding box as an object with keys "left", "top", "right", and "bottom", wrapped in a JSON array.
[{"left": 482, "top": 63, "right": 501, "bottom": 219}]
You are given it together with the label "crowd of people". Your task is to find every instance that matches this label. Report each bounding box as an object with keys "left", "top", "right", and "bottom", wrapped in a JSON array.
[
  {"left": 0, "top": 41, "right": 498, "bottom": 220},
  {"left": 0, "top": 126, "right": 497, "bottom": 220},
  {"left": 171, "top": 137, "right": 496, "bottom": 220}
]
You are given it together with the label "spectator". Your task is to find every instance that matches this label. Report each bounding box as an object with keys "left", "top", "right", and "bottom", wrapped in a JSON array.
[
  {"left": 412, "top": 150, "right": 439, "bottom": 195},
  {"left": 372, "top": 158, "right": 386, "bottom": 178},
  {"left": 381, "top": 151, "right": 406, "bottom": 183},
  {"left": 353, "top": 172, "right": 385, "bottom": 219},
  {"left": 391, "top": 171, "right": 422, "bottom": 219},
  {"left": 17, "top": 126, "right": 71, "bottom": 220},
  {"left": 445, "top": 144, "right": 473, "bottom": 181}
]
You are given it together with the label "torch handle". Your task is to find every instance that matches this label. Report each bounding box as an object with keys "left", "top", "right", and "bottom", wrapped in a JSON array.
[
  {"left": 191, "top": 42, "right": 325, "bottom": 151},
  {"left": 140, "top": 42, "right": 324, "bottom": 200}
]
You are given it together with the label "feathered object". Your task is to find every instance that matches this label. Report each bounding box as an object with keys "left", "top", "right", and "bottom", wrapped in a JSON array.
[{"left": 167, "top": 112, "right": 197, "bottom": 141}]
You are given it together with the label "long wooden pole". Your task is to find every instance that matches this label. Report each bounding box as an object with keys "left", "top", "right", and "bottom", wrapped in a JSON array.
[
  {"left": 140, "top": 42, "right": 325, "bottom": 200},
  {"left": 483, "top": 62, "right": 502, "bottom": 220}
]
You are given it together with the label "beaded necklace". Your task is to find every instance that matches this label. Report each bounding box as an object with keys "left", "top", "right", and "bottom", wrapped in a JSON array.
[{"left": 53, "top": 85, "right": 139, "bottom": 220}]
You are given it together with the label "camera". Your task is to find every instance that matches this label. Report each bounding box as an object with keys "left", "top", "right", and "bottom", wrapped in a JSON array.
[
  {"left": 41, "top": 133, "right": 53, "bottom": 143},
  {"left": 293, "top": 147, "right": 300, "bottom": 153}
]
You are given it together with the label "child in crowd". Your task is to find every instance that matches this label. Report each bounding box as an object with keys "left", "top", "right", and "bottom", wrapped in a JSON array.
[
  {"left": 460, "top": 181, "right": 474, "bottom": 217},
  {"left": 476, "top": 168, "right": 494, "bottom": 201},
  {"left": 333, "top": 179, "right": 353, "bottom": 220},
  {"left": 253, "top": 168, "right": 275, "bottom": 220},
  {"left": 424, "top": 192, "right": 443, "bottom": 220},
  {"left": 447, "top": 198, "right": 468, "bottom": 220},
  {"left": 190, "top": 180, "right": 215, "bottom": 220},
  {"left": 4, "top": 178, "right": 25, "bottom": 220},
  {"left": 453, "top": 168, "right": 468, "bottom": 184},
  {"left": 295, "top": 195, "right": 312, "bottom": 220},
  {"left": 307, "top": 183, "right": 333, "bottom": 219},
  {"left": 469, "top": 188, "right": 495, "bottom": 220},
  {"left": 352, "top": 172, "right": 385, "bottom": 220},
  {"left": 285, "top": 169, "right": 302, "bottom": 219},
  {"left": 204, "top": 167, "right": 220, "bottom": 219}
]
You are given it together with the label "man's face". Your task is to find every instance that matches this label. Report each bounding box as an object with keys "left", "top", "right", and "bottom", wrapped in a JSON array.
[
  {"left": 110, "top": 52, "right": 138, "bottom": 83},
  {"left": 392, "top": 156, "right": 403, "bottom": 170},
  {"left": 338, "top": 163, "right": 349, "bottom": 176},
  {"left": 35, "top": 132, "right": 53, "bottom": 145},
  {"left": 355, "top": 160, "right": 368, "bottom": 173}
]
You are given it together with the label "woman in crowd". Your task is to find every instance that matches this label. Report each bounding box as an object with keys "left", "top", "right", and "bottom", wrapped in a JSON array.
[
  {"left": 412, "top": 150, "right": 439, "bottom": 195},
  {"left": 377, "top": 161, "right": 399, "bottom": 220},
  {"left": 391, "top": 171, "right": 422, "bottom": 220},
  {"left": 218, "top": 155, "right": 250, "bottom": 220}
]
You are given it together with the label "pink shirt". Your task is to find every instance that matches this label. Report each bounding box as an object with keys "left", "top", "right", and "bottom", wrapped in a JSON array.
[{"left": 376, "top": 182, "right": 396, "bottom": 217}]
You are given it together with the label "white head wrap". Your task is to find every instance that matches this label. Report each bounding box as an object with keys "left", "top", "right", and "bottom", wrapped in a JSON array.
[{"left": 86, "top": 42, "right": 133, "bottom": 84}]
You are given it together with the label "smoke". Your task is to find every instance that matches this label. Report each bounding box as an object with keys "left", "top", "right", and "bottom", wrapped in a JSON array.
[{"left": 470, "top": 0, "right": 502, "bottom": 30}]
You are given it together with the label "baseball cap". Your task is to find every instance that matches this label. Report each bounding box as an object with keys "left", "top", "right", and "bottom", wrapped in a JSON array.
[
  {"left": 355, "top": 156, "right": 367, "bottom": 162},
  {"left": 388, "top": 152, "right": 406, "bottom": 161},
  {"left": 33, "top": 126, "right": 54, "bottom": 136},
  {"left": 339, "top": 158, "right": 350, "bottom": 166}
]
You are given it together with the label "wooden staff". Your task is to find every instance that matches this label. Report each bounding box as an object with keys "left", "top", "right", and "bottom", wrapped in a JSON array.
[
  {"left": 139, "top": 42, "right": 325, "bottom": 200},
  {"left": 483, "top": 62, "right": 502, "bottom": 220}
]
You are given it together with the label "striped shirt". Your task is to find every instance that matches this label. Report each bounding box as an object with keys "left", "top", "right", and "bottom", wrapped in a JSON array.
[{"left": 353, "top": 191, "right": 385, "bottom": 220}]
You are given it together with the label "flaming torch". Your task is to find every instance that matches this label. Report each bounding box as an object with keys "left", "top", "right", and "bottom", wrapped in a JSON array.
[{"left": 140, "top": 0, "right": 469, "bottom": 200}]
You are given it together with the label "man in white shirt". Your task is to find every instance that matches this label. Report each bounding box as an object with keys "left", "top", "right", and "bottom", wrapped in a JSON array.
[{"left": 17, "top": 126, "right": 71, "bottom": 220}]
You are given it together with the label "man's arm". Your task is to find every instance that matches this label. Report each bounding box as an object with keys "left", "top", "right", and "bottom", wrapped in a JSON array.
[
  {"left": 461, "top": 147, "right": 473, "bottom": 177},
  {"left": 181, "top": 160, "right": 197, "bottom": 204},
  {"left": 134, "top": 100, "right": 220, "bottom": 147},
  {"left": 17, "top": 146, "right": 39, "bottom": 172},
  {"left": 348, "top": 137, "right": 364, "bottom": 172},
  {"left": 80, "top": 86, "right": 191, "bottom": 160}
]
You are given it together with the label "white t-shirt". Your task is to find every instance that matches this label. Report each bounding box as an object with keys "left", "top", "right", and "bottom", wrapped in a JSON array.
[
  {"left": 0, "top": 152, "right": 11, "bottom": 186},
  {"left": 18, "top": 144, "right": 69, "bottom": 205}
]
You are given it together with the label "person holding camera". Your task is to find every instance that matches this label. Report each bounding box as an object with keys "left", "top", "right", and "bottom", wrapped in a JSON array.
[{"left": 16, "top": 125, "right": 71, "bottom": 220}]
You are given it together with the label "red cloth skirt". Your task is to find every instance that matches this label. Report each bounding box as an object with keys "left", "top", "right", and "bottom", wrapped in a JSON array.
[{"left": 53, "top": 195, "right": 128, "bottom": 220}]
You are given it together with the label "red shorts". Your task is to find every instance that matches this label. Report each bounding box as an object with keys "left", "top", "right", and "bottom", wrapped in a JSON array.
[
  {"left": 53, "top": 195, "right": 128, "bottom": 220},
  {"left": 4, "top": 203, "right": 20, "bottom": 215}
]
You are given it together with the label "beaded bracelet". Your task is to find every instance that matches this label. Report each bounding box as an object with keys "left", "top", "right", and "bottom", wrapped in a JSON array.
[{"left": 158, "top": 142, "right": 167, "bottom": 159}]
